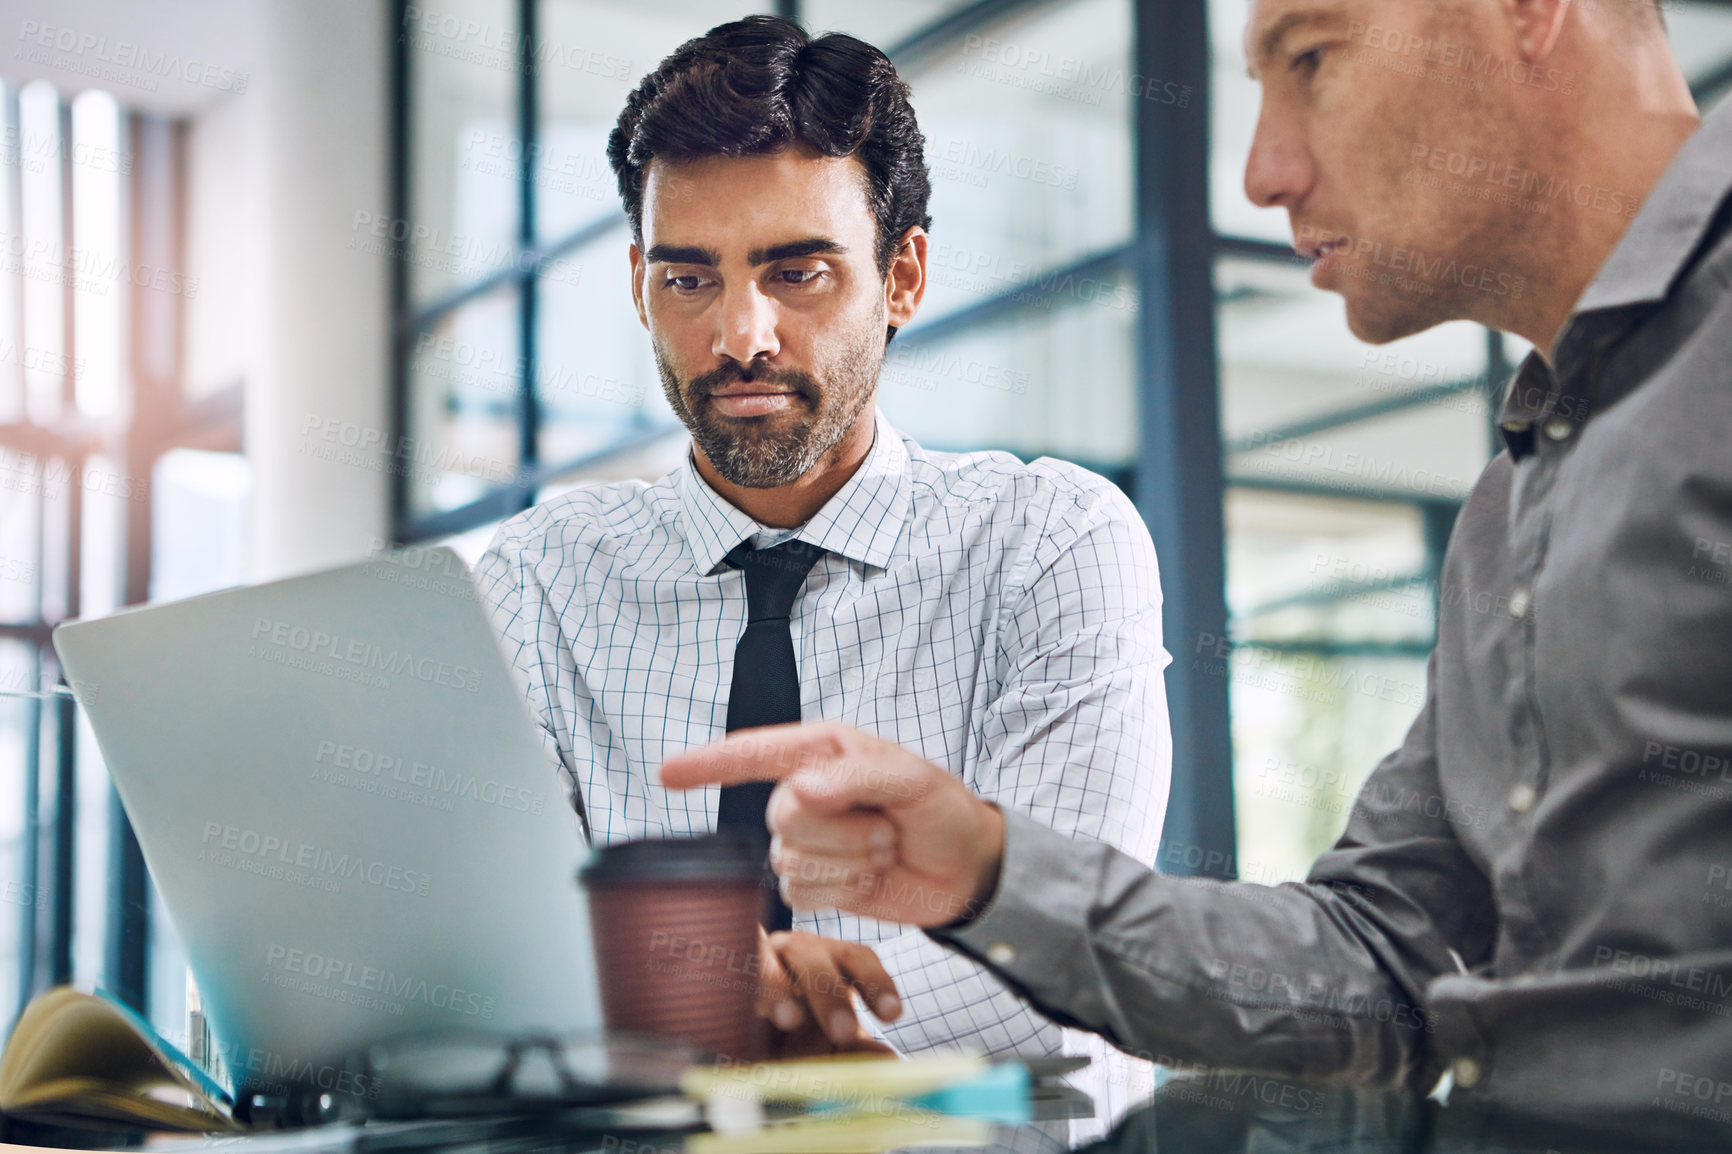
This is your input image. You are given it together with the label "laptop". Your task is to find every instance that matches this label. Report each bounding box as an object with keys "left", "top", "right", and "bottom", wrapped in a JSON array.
[{"left": 52, "top": 547, "right": 602, "bottom": 1098}]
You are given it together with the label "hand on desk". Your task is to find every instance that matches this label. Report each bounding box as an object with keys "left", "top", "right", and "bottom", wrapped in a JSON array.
[
  {"left": 757, "top": 928, "right": 901, "bottom": 1058},
  {"left": 661, "top": 722, "right": 1007, "bottom": 929}
]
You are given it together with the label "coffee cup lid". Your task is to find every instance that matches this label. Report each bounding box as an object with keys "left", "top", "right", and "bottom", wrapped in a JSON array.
[{"left": 579, "top": 832, "right": 766, "bottom": 885}]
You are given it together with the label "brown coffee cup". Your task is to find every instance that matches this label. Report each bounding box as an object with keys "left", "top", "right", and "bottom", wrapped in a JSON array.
[{"left": 579, "top": 834, "right": 770, "bottom": 1061}]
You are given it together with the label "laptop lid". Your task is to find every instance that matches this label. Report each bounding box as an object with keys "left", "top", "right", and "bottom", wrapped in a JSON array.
[{"left": 52, "top": 547, "right": 601, "bottom": 1095}]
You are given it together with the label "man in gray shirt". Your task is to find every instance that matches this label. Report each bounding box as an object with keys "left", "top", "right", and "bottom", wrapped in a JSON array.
[{"left": 663, "top": 0, "right": 1732, "bottom": 1134}]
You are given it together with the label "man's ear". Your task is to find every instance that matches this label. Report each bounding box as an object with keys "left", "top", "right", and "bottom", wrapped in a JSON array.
[
  {"left": 629, "top": 242, "right": 649, "bottom": 331},
  {"left": 1499, "top": 0, "right": 1572, "bottom": 61},
  {"left": 884, "top": 226, "right": 927, "bottom": 329}
]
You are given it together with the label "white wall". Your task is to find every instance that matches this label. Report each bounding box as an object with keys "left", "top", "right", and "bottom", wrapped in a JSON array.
[{"left": 243, "top": 0, "right": 390, "bottom": 578}]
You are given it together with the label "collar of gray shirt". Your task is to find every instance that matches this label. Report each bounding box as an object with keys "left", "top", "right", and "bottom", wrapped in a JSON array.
[{"left": 1500, "top": 98, "right": 1732, "bottom": 460}]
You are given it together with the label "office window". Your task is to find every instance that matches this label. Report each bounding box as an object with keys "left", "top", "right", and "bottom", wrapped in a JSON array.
[
  {"left": 394, "top": 0, "right": 774, "bottom": 539},
  {"left": 1215, "top": 253, "right": 1498, "bottom": 880},
  {"left": 0, "top": 77, "right": 244, "bottom": 1043},
  {"left": 395, "top": 0, "right": 1732, "bottom": 887},
  {"left": 878, "top": 0, "right": 1137, "bottom": 470}
]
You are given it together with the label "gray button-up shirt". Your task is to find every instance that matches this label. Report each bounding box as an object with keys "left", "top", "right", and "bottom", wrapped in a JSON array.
[{"left": 935, "top": 98, "right": 1732, "bottom": 1131}]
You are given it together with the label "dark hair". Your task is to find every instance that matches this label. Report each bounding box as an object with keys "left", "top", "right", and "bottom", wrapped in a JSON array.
[{"left": 606, "top": 15, "right": 932, "bottom": 277}]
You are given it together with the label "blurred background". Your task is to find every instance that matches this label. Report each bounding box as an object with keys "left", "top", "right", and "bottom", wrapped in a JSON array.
[{"left": 0, "top": 0, "right": 1729, "bottom": 1047}]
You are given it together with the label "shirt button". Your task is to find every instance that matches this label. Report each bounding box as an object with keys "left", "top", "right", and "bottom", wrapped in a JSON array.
[
  {"left": 1544, "top": 417, "right": 1574, "bottom": 441},
  {"left": 987, "top": 943, "right": 1017, "bottom": 967},
  {"left": 1508, "top": 783, "right": 1537, "bottom": 814},
  {"left": 1508, "top": 588, "right": 1531, "bottom": 620},
  {"left": 1453, "top": 1057, "right": 1482, "bottom": 1088}
]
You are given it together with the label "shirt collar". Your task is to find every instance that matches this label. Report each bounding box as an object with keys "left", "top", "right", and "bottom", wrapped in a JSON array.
[
  {"left": 1499, "top": 100, "right": 1732, "bottom": 454},
  {"left": 675, "top": 409, "right": 911, "bottom": 575},
  {"left": 1571, "top": 100, "right": 1732, "bottom": 317}
]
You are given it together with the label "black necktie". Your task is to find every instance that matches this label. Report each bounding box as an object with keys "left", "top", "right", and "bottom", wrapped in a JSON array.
[{"left": 719, "top": 538, "right": 824, "bottom": 932}]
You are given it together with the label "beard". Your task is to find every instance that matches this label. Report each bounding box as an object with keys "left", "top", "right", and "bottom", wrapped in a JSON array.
[{"left": 654, "top": 313, "right": 885, "bottom": 490}]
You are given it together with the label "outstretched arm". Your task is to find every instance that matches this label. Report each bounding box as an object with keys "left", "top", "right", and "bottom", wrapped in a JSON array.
[{"left": 661, "top": 677, "right": 1495, "bottom": 1088}]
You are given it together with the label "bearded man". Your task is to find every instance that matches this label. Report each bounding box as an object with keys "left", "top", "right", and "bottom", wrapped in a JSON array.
[{"left": 475, "top": 15, "right": 1172, "bottom": 1064}]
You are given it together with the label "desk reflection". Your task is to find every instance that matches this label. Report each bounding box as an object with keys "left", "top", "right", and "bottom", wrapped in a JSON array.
[{"left": 1072, "top": 1072, "right": 1732, "bottom": 1154}]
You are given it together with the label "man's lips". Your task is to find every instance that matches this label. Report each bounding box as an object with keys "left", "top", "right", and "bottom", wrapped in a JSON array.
[
  {"left": 703, "top": 384, "right": 801, "bottom": 418},
  {"left": 707, "top": 382, "right": 797, "bottom": 397},
  {"left": 1294, "top": 231, "right": 1351, "bottom": 284},
  {"left": 1295, "top": 233, "right": 1350, "bottom": 263}
]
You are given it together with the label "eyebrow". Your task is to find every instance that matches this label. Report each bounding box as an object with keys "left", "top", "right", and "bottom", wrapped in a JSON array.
[
  {"left": 748, "top": 238, "right": 847, "bottom": 264},
  {"left": 1247, "top": 10, "right": 1334, "bottom": 78},
  {"left": 644, "top": 243, "right": 720, "bottom": 266},
  {"left": 642, "top": 237, "right": 847, "bottom": 267}
]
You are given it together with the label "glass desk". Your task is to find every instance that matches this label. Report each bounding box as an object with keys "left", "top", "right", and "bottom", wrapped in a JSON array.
[{"left": 2, "top": 1072, "right": 1714, "bottom": 1154}]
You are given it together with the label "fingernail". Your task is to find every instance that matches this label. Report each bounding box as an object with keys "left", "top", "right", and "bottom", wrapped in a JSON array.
[
  {"left": 875, "top": 993, "right": 901, "bottom": 1019},
  {"left": 828, "top": 1010, "right": 854, "bottom": 1041},
  {"left": 774, "top": 1001, "right": 803, "bottom": 1030},
  {"left": 868, "top": 826, "right": 893, "bottom": 850}
]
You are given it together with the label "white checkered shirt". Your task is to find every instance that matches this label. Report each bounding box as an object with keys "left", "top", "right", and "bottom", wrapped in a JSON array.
[{"left": 475, "top": 409, "right": 1172, "bottom": 1067}]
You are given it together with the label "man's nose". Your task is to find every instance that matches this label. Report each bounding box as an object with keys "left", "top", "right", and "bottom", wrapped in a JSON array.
[
  {"left": 714, "top": 281, "right": 780, "bottom": 364},
  {"left": 1244, "top": 99, "right": 1314, "bottom": 210}
]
